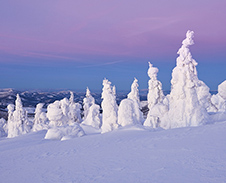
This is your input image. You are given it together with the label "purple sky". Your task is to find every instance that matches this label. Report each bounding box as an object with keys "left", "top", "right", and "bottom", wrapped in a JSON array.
[{"left": 0, "top": 0, "right": 226, "bottom": 91}]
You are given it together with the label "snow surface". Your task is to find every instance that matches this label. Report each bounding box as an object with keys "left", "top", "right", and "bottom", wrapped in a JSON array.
[{"left": 0, "top": 121, "right": 226, "bottom": 183}]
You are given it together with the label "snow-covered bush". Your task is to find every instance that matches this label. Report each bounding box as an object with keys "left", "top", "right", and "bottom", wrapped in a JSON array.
[
  {"left": 101, "top": 79, "right": 119, "bottom": 133},
  {"left": 7, "top": 94, "right": 31, "bottom": 138},
  {"left": 32, "top": 103, "right": 48, "bottom": 132},
  {"left": 144, "top": 63, "right": 167, "bottom": 128},
  {"left": 161, "top": 30, "right": 209, "bottom": 129},
  {"left": 211, "top": 80, "right": 226, "bottom": 112},
  {"left": 44, "top": 123, "right": 85, "bottom": 140},
  {"left": 83, "top": 88, "right": 95, "bottom": 120},
  {"left": 118, "top": 78, "right": 143, "bottom": 126}
]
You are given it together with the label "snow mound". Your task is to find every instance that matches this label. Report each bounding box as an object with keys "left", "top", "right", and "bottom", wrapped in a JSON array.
[{"left": 44, "top": 123, "right": 85, "bottom": 140}]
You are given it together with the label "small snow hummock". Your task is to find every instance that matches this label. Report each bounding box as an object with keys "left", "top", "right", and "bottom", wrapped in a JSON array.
[
  {"left": 144, "top": 62, "right": 167, "bottom": 128},
  {"left": 118, "top": 78, "right": 143, "bottom": 126},
  {"left": 161, "top": 30, "right": 209, "bottom": 129},
  {"left": 101, "top": 79, "right": 119, "bottom": 133}
]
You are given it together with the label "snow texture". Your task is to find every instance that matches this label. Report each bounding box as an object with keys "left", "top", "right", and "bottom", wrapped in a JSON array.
[
  {"left": 1, "top": 121, "right": 226, "bottom": 183},
  {"left": 144, "top": 62, "right": 167, "bottom": 128},
  {"left": 161, "top": 30, "right": 209, "bottom": 129},
  {"left": 101, "top": 79, "right": 119, "bottom": 133}
]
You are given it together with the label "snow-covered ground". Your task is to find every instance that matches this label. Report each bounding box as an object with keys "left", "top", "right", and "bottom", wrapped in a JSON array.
[{"left": 0, "top": 121, "right": 226, "bottom": 183}]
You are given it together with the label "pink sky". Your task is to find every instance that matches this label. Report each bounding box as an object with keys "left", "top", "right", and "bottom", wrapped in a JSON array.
[
  {"left": 0, "top": 0, "right": 225, "bottom": 90},
  {"left": 0, "top": 0, "right": 225, "bottom": 63}
]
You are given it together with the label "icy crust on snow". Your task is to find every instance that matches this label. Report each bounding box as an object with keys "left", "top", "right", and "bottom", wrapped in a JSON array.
[
  {"left": 161, "top": 30, "right": 209, "bottom": 129},
  {"left": 44, "top": 123, "right": 85, "bottom": 140},
  {"left": 101, "top": 79, "right": 119, "bottom": 133}
]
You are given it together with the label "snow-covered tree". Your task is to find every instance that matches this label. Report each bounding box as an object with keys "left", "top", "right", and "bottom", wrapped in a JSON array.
[
  {"left": 118, "top": 78, "right": 143, "bottom": 126},
  {"left": 112, "top": 85, "right": 116, "bottom": 99},
  {"left": 69, "top": 91, "right": 74, "bottom": 104},
  {"left": 83, "top": 87, "right": 95, "bottom": 120},
  {"left": 69, "top": 91, "right": 82, "bottom": 123},
  {"left": 127, "top": 78, "right": 140, "bottom": 106},
  {"left": 143, "top": 63, "right": 168, "bottom": 128},
  {"left": 32, "top": 103, "right": 48, "bottom": 132},
  {"left": 0, "top": 118, "right": 7, "bottom": 137},
  {"left": 211, "top": 80, "right": 226, "bottom": 112},
  {"left": 101, "top": 79, "right": 119, "bottom": 133},
  {"left": 68, "top": 102, "right": 82, "bottom": 123},
  {"left": 82, "top": 104, "right": 101, "bottom": 129},
  {"left": 47, "top": 100, "right": 65, "bottom": 127},
  {"left": 161, "top": 30, "right": 209, "bottom": 129},
  {"left": 7, "top": 94, "right": 31, "bottom": 138}
]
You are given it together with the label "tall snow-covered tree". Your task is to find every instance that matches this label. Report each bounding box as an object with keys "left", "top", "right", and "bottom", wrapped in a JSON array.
[
  {"left": 101, "top": 79, "right": 118, "bottom": 133},
  {"left": 161, "top": 30, "right": 209, "bottom": 129},
  {"left": 118, "top": 78, "right": 143, "bottom": 126},
  {"left": 7, "top": 94, "right": 31, "bottom": 138},
  {"left": 83, "top": 87, "right": 95, "bottom": 120},
  {"left": 127, "top": 78, "right": 140, "bottom": 106},
  {"left": 143, "top": 63, "right": 167, "bottom": 128},
  {"left": 32, "top": 103, "right": 48, "bottom": 132}
]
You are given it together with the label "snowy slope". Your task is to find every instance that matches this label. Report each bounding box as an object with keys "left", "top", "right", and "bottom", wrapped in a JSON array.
[{"left": 0, "top": 121, "right": 226, "bottom": 183}]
